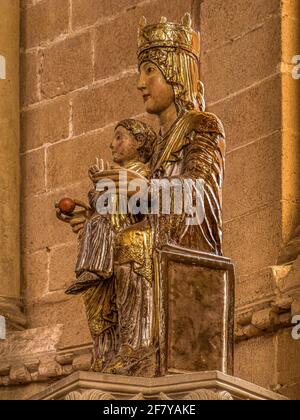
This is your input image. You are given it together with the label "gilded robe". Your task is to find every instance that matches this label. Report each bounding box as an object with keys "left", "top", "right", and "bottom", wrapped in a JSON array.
[
  {"left": 111, "top": 110, "right": 225, "bottom": 375},
  {"left": 69, "top": 161, "right": 149, "bottom": 371}
]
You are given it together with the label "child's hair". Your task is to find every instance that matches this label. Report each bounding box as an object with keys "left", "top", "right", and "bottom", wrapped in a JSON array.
[{"left": 115, "top": 119, "right": 157, "bottom": 163}]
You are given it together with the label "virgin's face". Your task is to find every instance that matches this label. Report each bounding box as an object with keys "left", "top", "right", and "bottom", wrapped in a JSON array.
[
  {"left": 137, "top": 61, "right": 175, "bottom": 115},
  {"left": 110, "top": 127, "right": 140, "bottom": 165}
]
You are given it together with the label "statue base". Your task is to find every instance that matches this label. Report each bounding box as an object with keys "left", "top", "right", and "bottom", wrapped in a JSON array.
[{"left": 29, "top": 371, "right": 286, "bottom": 400}]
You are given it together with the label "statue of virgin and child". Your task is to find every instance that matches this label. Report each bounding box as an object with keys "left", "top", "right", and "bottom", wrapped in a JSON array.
[{"left": 56, "top": 13, "right": 226, "bottom": 377}]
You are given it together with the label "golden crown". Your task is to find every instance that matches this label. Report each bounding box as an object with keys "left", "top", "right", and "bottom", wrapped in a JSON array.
[{"left": 137, "top": 13, "right": 200, "bottom": 60}]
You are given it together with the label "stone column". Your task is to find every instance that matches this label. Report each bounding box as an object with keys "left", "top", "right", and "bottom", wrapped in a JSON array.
[
  {"left": 0, "top": 0, "right": 26, "bottom": 330},
  {"left": 278, "top": 0, "right": 300, "bottom": 266}
]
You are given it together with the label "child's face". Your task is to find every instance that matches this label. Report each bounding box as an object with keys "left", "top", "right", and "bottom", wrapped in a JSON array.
[{"left": 110, "top": 126, "right": 140, "bottom": 165}]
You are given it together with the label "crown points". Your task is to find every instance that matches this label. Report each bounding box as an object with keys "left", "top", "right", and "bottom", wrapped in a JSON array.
[
  {"left": 182, "top": 12, "right": 192, "bottom": 28},
  {"left": 139, "top": 16, "right": 147, "bottom": 28},
  {"left": 137, "top": 15, "right": 200, "bottom": 61}
]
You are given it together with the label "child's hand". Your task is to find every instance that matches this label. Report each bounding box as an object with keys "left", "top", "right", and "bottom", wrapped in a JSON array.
[
  {"left": 88, "top": 165, "right": 101, "bottom": 182},
  {"left": 88, "top": 158, "right": 110, "bottom": 182}
]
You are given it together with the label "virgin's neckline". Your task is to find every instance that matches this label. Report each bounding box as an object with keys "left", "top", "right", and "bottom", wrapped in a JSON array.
[{"left": 158, "top": 110, "right": 187, "bottom": 143}]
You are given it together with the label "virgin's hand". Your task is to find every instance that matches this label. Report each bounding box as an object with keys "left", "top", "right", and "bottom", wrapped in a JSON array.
[{"left": 55, "top": 200, "right": 91, "bottom": 234}]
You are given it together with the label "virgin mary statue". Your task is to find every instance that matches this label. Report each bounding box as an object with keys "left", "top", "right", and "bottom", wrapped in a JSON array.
[
  {"left": 57, "top": 13, "right": 226, "bottom": 377},
  {"left": 101, "top": 13, "right": 226, "bottom": 376}
]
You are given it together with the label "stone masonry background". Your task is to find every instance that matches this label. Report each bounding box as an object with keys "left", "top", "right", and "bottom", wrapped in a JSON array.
[{"left": 18, "top": 0, "right": 300, "bottom": 399}]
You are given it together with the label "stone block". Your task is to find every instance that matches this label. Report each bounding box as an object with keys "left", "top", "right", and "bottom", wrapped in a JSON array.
[
  {"left": 223, "top": 203, "right": 283, "bottom": 277},
  {"left": 56, "top": 353, "right": 74, "bottom": 366},
  {"left": 201, "top": 0, "right": 280, "bottom": 52},
  {"left": 21, "top": 0, "right": 69, "bottom": 49},
  {"left": 20, "top": 51, "right": 38, "bottom": 108},
  {"left": 21, "top": 96, "right": 70, "bottom": 152},
  {"left": 72, "top": 354, "right": 92, "bottom": 372},
  {"left": 46, "top": 129, "right": 113, "bottom": 190},
  {"left": 24, "top": 359, "right": 40, "bottom": 374},
  {"left": 242, "top": 324, "right": 261, "bottom": 339},
  {"left": 0, "top": 382, "right": 48, "bottom": 401},
  {"left": 10, "top": 364, "right": 31, "bottom": 385},
  {"left": 21, "top": 181, "right": 90, "bottom": 254},
  {"left": 72, "top": 0, "right": 192, "bottom": 31},
  {"left": 49, "top": 242, "right": 77, "bottom": 292},
  {"left": 0, "top": 325, "right": 63, "bottom": 363},
  {"left": 277, "top": 329, "right": 300, "bottom": 384},
  {"left": 94, "top": 13, "right": 138, "bottom": 80},
  {"left": 21, "top": 148, "right": 46, "bottom": 197},
  {"left": 202, "top": 16, "right": 281, "bottom": 104},
  {"left": 208, "top": 75, "right": 282, "bottom": 152},
  {"left": 223, "top": 132, "right": 282, "bottom": 221},
  {"left": 72, "top": 75, "right": 144, "bottom": 136},
  {"left": 22, "top": 192, "right": 72, "bottom": 254},
  {"left": 22, "top": 250, "right": 49, "bottom": 303},
  {"left": 72, "top": 0, "right": 142, "bottom": 29},
  {"left": 236, "top": 311, "right": 253, "bottom": 327},
  {"left": 41, "top": 32, "right": 93, "bottom": 99},
  {"left": 0, "top": 377, "right": 9, "bottom": 387},
  {"left": 236, "top": 268, "right": 276, "bottom": 308},
  {"left": 61, "top": 365, "right": 73, "bottom": 376},
  {"left": 94, "top": 0, "right": 193, "bottom": 80},
  {"left": 0, "top": 365, "right": 10, "bottom": 376},
  {"left": 235, "top": 335, "right": 276, "bottom": 389},
  {"left": 251, "top": 308, "right": 278, "bottom": 330},
  {"left": 26, "top": 297, "right": 92, "bottom": 349},
  {"left": 38, "top": 359, "right": 63, "bottom": 380}
]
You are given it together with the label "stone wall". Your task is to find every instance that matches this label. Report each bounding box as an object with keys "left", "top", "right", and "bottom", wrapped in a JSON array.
[
  {"left": 20, "top": 0, "right": 196, "bottom": 351},
  {"left": 200, "top": 0, "right": 300, "bottom": 398},
  {"left": 0, "top": 0, "right": 299, "bottom": 399},
  {"left": 16, "top": 0, "right": 194, "bottom": 399}
]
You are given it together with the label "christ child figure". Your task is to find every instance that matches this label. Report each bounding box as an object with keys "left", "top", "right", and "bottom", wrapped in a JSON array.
[{"left": 65, "top": 119, "right": 157, "bottom": 295}]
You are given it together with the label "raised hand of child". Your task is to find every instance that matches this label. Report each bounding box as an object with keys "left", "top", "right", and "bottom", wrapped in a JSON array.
[{"left": 88, "top": 158, "right": 110, "bottom": 183}]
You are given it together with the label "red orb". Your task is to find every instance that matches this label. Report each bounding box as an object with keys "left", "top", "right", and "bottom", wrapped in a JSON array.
[{"left": 58, "top": 198, "right": 76, "bottom": 215}]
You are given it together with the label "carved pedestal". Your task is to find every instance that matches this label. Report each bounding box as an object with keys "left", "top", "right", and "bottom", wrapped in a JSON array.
[
  {"left": 29, "top": 250, "right": 242, "bottom": 400},
  {"left": 157, "top": 246, "right": 234, "bottom": 375},
  {"left": 29, "top": 371, "right": 286, "bottom": 400}
]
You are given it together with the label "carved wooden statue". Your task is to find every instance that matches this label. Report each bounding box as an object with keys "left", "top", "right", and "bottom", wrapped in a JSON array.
[{"left": 56, "top": 13, "right": 233, "bottom": 378}]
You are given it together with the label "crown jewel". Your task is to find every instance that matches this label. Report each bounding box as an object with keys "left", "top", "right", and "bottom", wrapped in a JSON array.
[{"left": 138, "top": 13, "right": 200, "bottom": 60}]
